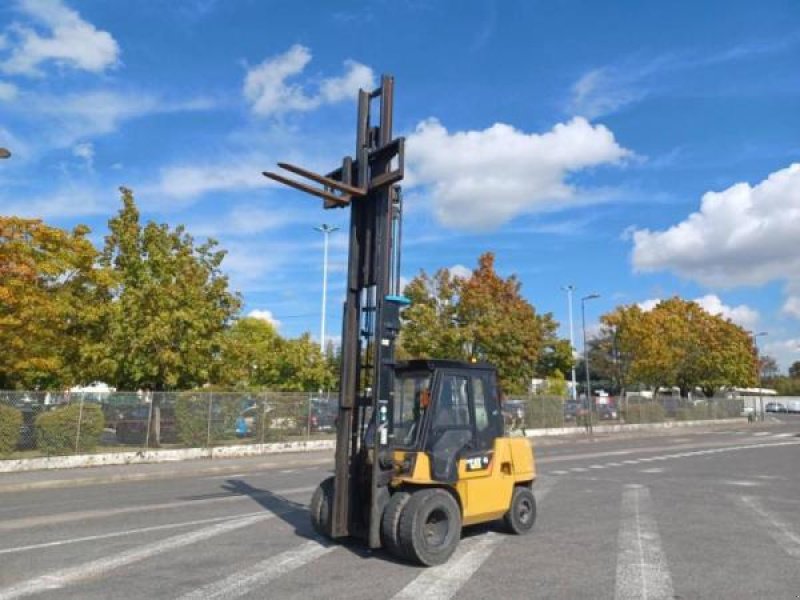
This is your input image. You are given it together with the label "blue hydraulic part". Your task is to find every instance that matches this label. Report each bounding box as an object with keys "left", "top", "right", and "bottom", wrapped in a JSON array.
[{"left": 385, "top": 294, "right": 411, "bottom": 306}]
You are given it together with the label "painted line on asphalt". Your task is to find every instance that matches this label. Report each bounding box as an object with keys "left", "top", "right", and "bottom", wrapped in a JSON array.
[
  {"left": 615, "top": 484, "right": 674, "bottom": 600},
  {"left": 390, "top": 533, "right": 502, "bottom": 600},
  {"left": 0, "top": 485, "right": 315, "bottom": 532},
  {"left": 740, "top": 496, "right": 800, "bottom": 559},
  {"left": 0, "top": 512, "right": 286, "bottom": 600},
  {"left": 176, "top": 539, "right": 335, "bottom": 600},
  {"left": 0, "top": 510, "right": 274, "bottom": 556}
]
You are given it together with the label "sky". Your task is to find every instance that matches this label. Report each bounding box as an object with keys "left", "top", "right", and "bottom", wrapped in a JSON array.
[{"left": 1, "top": 0, "right": 799, "bottom": 369}]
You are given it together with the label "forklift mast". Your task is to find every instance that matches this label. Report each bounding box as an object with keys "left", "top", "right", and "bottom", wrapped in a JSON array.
[{"left": 264, "top": 75, "right": 405, "bottom": 547}]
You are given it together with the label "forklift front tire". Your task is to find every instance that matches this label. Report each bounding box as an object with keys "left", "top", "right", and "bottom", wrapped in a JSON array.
[
  {"left": 381, "top": 491, "right": 412, "bottom": 559},
  {"left": 397, "top": 488, "right": 462, "bottom": 566},
  {"left": 503, "top": 485, "right": 536, "bottom": 535},
  {"left": 310, "top": 476, "right": 334, "bottom": 538}
]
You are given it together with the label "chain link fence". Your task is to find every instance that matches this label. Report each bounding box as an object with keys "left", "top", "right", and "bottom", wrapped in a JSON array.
[
  {"left": 0, "top": 390, "right": 748, "bottom": 459},
  {"left": 0, "top": 390, "right": 338, "bottom": 459},
  {"left": 502, "top": 394, "right": 745, "bottom": 433}
]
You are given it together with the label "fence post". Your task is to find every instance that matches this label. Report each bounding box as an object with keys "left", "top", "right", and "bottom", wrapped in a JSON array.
[
  {"left": 306, "top": 393, "right": 312, "bottom": 442},
  {"left": 260, "top": 393, "right": 267, "bottom": 445},
  {"left": 144, "top": 394, "right": 153, "bottom": 450},
  {"left": 75, "top": 394, "right": 84, "bottom": 454},
  {"left": 206, "top": 392, "right": 214, "bottom": 449}
]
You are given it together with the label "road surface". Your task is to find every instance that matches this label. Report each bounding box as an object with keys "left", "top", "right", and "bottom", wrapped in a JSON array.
[{"left": 0, "top": 417, "right": 798, "bottom": 599}]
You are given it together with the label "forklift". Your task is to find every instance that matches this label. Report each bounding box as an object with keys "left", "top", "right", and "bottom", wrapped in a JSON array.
[{"left": 264, "top": 75, "right": 537, "bottom": 566}]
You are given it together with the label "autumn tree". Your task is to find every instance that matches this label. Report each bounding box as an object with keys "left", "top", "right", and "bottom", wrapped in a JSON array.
[
  {"left": 101, "top": 188, "right": 240, "bottom": 390},
  {"left": 400, "top": 253, "right": 571, "bottom": 394},
  {"left": 601, "top": 298, "right": 756, "bottom": 398},
  {"left": 0, "top": 217, "right": 112, "bottom": 389}
]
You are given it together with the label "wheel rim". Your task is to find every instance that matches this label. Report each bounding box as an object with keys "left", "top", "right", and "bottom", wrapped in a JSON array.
[
  {"left": 423, "top": 508, "right": 449, "bottom": 547},
  {"left": 518, "top": 497, "right": 533, "bottom": 525}
]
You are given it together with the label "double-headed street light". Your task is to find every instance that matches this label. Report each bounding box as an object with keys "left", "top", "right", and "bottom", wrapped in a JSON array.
[
  {"left": 752, "top": 331, "right": 768, "bottom": 422},
  {"left": 314, "top": 224, "right": 339, "bottom": 353},
  {"left": 581, "top": 293, "right": 601, "bottom": 434}
]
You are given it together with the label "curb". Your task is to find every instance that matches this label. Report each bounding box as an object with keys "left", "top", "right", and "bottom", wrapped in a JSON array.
[
  {"left": 0, "top": 440, "right": 335, "bottom": 475},
  {"left": 522, "top": 417, "right": 747, "bottom": 438}
]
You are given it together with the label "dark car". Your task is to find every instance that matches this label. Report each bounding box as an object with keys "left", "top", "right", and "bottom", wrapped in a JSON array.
[
  {"left": 115, "top": 405, "right": 177, "bottom": 444},
  {"left": 309, "top": 399, "right": 338, "bottom": 433},
  {"left": 501, "top": 400, "right": 527, "bottom": 429},
  {"left": 16, "top": 404, "right": 43, "bottom": 450},
  {"left": 597, "top": 404, "right": 618, "bottom": 420}
]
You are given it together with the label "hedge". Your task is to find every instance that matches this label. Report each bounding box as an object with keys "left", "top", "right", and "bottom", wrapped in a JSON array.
[
  {"left": 0, "top": 404, "right": 22, "bottom": 456},
  {"left": 36, "top": 403, "right": 105, "bottom": 455}
]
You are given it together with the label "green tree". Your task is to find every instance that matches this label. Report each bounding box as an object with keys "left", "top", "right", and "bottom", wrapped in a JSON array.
[
  {"left": 789, "top": 361, "right": 800, "bottom": 380},
  {"left": 101, "top": 188, "right": 241, "bottom": 390},
  {"left": 0, "top": 217, "right": 112, "bottom": 389}
]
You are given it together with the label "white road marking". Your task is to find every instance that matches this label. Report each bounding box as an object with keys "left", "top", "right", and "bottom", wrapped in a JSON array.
[
  {"left": 615, "top": 484, "right": 674, "bottom": 600},
  {"left": 0, "top": 513, "right": 282, "bottom": 600},
  {"left": 639, "top": 468, "right": 664, "bottom": 474},
  {"left": 571, "top": 467, "right": 588, "bottom": 472},
  {"left": 752, "top": 432, "right": 771, "bottom": 437},
  {"left": 176, "top": 539, "right": 335, "bottom": 600},
  {"left": 0, "top": 486, "right": 315, "bottom": 532},
  {"left": 721, "top": 480, "right": 761, "bottom": 487},
  {"left": 740, "top": 496, "right": 800, "bottom": 558},
  {"left": 589, "top": 465, "right": 606, "bottom": 469},
  {"left": 202, "top": 472, "right": 247, "bottom": 480},
  {"left": 390, "top": 533, "right": 502, "bottom": 600},
  {"left": 0, "top": 511, "right": 269, "bottom": 556}
]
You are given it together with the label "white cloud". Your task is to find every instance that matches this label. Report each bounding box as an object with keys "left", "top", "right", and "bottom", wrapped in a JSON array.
[
  {"left": 569, "top": 68, "right": 646, "bottom": 119},
  {"left": 2, "top": 0, "right": 120, "bottom": 76},
  {"left": 783, "top": 296, "right": 800, "bottom": 319},
  {"left": 0, "top": 185, "right": 112, "bottom": 219},
  {"left": 406, "top": 116, "right": 630, "bottom": 230},
  {"left": 0, "top": 81, "right": 18, "bottom": 101},
  {"left": 189, "top": 204, "right": 296, "bottom": 238},
  {"left": 72, "top": 141, "right": 94, "bottom": 169},
  {"left": 243, "top": 44, "right": 374, "bottom": 117},
  {"left": 637, "top": 294, "right": 759, "bottom": 329},
  {"left": 632, "top": 163, "right": 800, "bottom": 317},
  {"left": 449, "top": 264, "right": 471, "bottom": 279},
  {"left": 763, "top": 337, "right": 800, "bottom": 370},
  {"left": 247, "top": 309, "right": 281, "bottom": 329},
  {"left": 152, "top": 161, "right": 270, "bottom": 201}
]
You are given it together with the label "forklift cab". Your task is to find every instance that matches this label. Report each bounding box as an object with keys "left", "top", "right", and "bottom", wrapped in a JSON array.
[{"left": 392, "top": 360, "right": 505, "bottom": 483}]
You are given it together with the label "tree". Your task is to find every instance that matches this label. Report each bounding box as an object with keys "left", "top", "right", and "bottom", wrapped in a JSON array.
[
  {"left": 759, "top": 355, "right": 780, "bottom": 381},
  {"left": 101, "top": 188, "right": 241, "bottom": 390},
  {"left": 788, "top": 360, "right": 800, "bottom": 380},
  {"left": 214, "top": 318, "right": 336, "bottom": 391},
  {"left": 600, "top": 298, "right": 756, "bottom": 398},
  {"left": 0, "top": 217, "right": 112, "bottom": 389},
  {"left": 400, "top": 253, "right": 568, "bottom": 394}
]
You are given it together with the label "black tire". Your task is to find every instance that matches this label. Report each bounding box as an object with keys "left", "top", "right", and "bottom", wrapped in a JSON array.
[
  {"left": 503, "top": 485, "right": 536, "bottom": 535},
  {"left": 310, "top": 476, "right": 334, "bottom": 538},
  {"left": 397, "top": 488, "right": 462, "bottom": 566},
  {"left": 381, "top": 491, "right": 412, "bottom": 559}
]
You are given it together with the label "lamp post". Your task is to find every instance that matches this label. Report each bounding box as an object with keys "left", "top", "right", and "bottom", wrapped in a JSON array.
[
  {"left": 562, "top": 285, "right": 578, "bottom": 401},
  {"left": 752, "top": 331, "right": 768, "bottom": 422},
  {"left": 581, "top": 293, "right": 600, "bottom": 434},
  {"left": 314, "top": 224, "right": 339, "bottom": 353}
]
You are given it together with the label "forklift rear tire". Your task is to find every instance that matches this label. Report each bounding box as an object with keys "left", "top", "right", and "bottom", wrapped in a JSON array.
[
  {"left": 310, "top": 476, "right": 334, "bottom": 538},
  {"left": 503, "top": 485, "right": 536, "bottom": 535},
  {"left": 397, "top": 488, "right": 462, "bottom": 566},
  {"left": 381, "top": 491, "right": 412, "bottom": 559}
]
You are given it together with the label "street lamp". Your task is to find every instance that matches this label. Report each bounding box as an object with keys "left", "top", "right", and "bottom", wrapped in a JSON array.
[
  {"left": 581, "top": 293, "right": 601, "bottom": 434},
  {"left": 0, "top": 148, "right": 10, "bottom": 159},
  {"left": 314, "top": 224, "right": 339, "bottom": 353},
  {"left": 561, "top": 285, "right": 578, "bottom": 401},
  {"left": 752, "top": 331, "right": 768, "bottom": 422}
]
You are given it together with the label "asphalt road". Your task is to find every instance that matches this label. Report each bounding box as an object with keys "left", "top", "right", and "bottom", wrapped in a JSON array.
[{"left": 0, "top": 417, "right": 798, "bottom": 599}]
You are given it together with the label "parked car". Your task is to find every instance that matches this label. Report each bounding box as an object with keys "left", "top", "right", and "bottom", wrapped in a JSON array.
[
  {"left": 765, "top": 402, "right": 788, "bottom": 413},
  {"left": 598, "top": 404, "right": 618, "bottom": 420},
  {"left": 501, "top": 400, "right": 527, "bottom": 428},
  {"left": 787, "top": 400, "right": 800, "bottom": 414},
  {"left": 563, "top": 401, "right": 580, "bottom": 421},
  {"left": 16, "top": 404, "right": 42, "bottom": 450},
  {"left": 115, "top": 406, "right": 177, "bottom": 444}
]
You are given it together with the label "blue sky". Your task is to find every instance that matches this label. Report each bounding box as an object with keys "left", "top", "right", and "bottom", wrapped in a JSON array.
[{"left": 1, "top": 0, "right": 799, "bottom": 368}]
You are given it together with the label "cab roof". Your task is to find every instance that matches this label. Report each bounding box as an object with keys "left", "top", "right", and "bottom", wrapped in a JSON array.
[{"left": 395, "top": 358, "right": 496, "bottom": 372}]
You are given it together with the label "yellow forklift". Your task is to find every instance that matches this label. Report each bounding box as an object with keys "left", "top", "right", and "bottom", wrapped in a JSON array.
[{"left": 264, "top": 76, "right": 537, "bottom": 566}]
